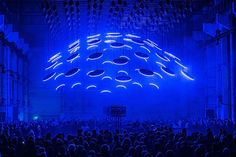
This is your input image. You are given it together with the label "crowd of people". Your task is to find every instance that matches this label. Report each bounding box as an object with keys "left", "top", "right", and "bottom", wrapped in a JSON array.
[{"left": 0, "top": 119, "right": 236, "bottom": 157}]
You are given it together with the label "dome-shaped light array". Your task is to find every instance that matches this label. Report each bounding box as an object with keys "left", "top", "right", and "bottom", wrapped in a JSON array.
[{"left": 43, "top": 32, "right": 194, "bottom": 93}]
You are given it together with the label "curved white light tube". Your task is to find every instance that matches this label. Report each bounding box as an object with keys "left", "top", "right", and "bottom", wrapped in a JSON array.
[
  {"left": 125, "top": 34, "right": 141, "bottom": 38},
  {"left": 87, "top": 34, "right": 101, "bottom": 39},
  {"left": 154, "top": 72, "right": 163, "bottom": 78},
  {"left": 160, "top": 67, "right": 175, "bottom": 76},
  {"left": 54, "top": 73, "right": 64, "bottom": 80},
  {"left": 155, "top": 61, "right": 166, "bottom": 67},
  {"left": 56, "top": 84, "right": 65, "bottom": 91},
  {"left": 67, "top": 54, "right": 80, "bottom": 63},
  {"left": 71, "top": 82, "right": 81, "bottom": 88},
  {"left": 118, "top": 70, "right": 129, "bottom": 75},
  {"left": 48, "top": 52, "right": 61, "bottom": 62},
  {"left": 53, "top": 62, "right": 63, "bottom": 69},
  {"left": 102, "top": 60, "right": 113, "bottom": 64},
  {"left": 140, "top": 46, "right": 151, "bottom": 53},
  {"left": 87, "top": 45, "right": 98, "bottom": 50},
  {"left": 164, "top": 51, "right": 181, "bottom": 61},
  {"left": 102, "top": 76, "right": 112, "bottom": 80},
  {"left": 100, "top": 90, "right": 112, "bottom": 93},
  {"left": 174, "top": 60, "right": 187, "bottom": 69},
  {"left": 181, "top": 70, "right": 194, "bottom": 81},
  {"left": 69, "top": 39, "right": 80, "bottom": 48},
  {"left": 132, "top": 82, "right": 143, "bottom": 88},
  {"left": 86, "top": 85, "right": 97, "bottom": 89},
  {"left": 116, "top": 85, "right": 127, "bottom": 89},
  {"left": 65, "top": 69, "right": 80, "bottom": 77},
  {"left": 149, "top": 83, "right": 159, "bottom": 89},
  {"left": 43, "top": 73, "right": 56, "bottom": 82},
  {"left": 104, "top": 40, "right": 116, "bottom": 43},
  {"left": 45, "top": 61, "right": 58, "bottom": 70}
]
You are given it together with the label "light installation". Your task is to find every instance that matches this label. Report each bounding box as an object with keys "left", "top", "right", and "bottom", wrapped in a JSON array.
[{"left": 43, "top": 32, "right": 194, "bottom": 92}]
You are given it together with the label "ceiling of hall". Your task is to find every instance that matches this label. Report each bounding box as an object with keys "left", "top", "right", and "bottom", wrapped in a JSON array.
[{"left": 0, "top": 0, "right": 216, "bottom": 49}]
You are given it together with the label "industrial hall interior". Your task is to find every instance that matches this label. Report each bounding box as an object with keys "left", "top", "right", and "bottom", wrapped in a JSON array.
[{"left": 0, "top": 0, "right": 236, "bottom": 157}]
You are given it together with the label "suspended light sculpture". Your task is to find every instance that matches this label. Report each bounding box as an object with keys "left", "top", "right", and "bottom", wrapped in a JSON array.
[{"left": 43, "top": 32, "right": 194, "bottom": 93}]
